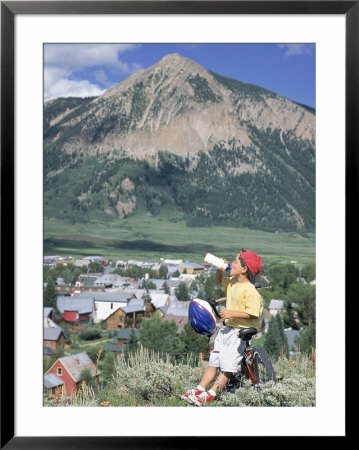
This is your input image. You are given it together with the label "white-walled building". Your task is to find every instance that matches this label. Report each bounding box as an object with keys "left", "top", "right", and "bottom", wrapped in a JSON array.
[
  {"left": 77, "top": 292, "right": 134, "bottom": 323},
  {"left": 268, "top": 299, "right": 284, "bottom": 316}
]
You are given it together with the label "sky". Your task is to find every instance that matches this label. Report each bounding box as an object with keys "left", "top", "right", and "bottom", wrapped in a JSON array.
[{"left": 44, "top": 43, "right": 315, "bottom": 108}]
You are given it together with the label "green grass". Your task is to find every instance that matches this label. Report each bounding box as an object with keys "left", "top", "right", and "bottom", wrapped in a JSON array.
[{"left": 43, "top": 209, "right": 315, "bottom": 265}]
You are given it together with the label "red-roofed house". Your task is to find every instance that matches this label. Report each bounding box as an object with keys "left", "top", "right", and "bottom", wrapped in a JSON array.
[
  {"left": 45, "top": 351, "right": 100, "bottom": 396},
  {"left": 162, "top": 314, "right": 188, "bottom": 331}
]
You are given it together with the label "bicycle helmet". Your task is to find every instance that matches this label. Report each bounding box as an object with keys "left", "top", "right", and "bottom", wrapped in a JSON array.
[{"left": 189, "top": 299, "right": 216, "bottom": 336}]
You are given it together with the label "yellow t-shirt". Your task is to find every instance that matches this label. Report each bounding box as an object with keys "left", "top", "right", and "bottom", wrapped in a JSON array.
[{"left": 222, "top": 276, "right": 263, "bottom": 329}]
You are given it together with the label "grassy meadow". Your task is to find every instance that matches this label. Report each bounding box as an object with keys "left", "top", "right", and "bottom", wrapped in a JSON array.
[{"left": 44, "top": 208, "right": 315, "bottom": 264}]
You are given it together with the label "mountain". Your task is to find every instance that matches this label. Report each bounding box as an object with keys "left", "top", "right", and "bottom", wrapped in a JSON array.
[{"left": 44, "top": 53, "right": 316, "bottom": 232}]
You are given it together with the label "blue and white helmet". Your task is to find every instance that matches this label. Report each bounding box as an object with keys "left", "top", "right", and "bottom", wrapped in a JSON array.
[{"left": 189, "top": 299, "right": 216, "bottom": 336}]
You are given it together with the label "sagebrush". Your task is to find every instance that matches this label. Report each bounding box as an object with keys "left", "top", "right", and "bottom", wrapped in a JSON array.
[{"left": 45, "top": 346, "right": 315, "bottom": 407}]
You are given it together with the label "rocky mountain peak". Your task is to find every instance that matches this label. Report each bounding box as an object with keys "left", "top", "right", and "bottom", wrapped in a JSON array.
[{"left": 45, "top": 53, "right": 315, "bottom": 162}]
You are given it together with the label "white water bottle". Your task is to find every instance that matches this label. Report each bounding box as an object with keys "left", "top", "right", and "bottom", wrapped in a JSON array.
[{"left": 204, "top": 253, "right": 231, "bottom": 271}]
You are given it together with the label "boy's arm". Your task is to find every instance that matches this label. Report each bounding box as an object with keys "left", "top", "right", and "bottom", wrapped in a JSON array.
[
  {"left": 215, "top": 258, "right": 229, "bottom": 286},
  {"left": 220, "top": 310, "right": 251, "bottom": 320},
  {"left": 215, "top": 269, "right": 224, "bottom": 286}
]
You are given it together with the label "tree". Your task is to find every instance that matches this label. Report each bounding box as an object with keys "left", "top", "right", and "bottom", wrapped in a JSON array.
[
  {"left": 275, "top": 313, "right": 289, "bottom": 358},
  {"left": 301, "top": 264, "right": 316, "bottom": 283},
  {"left": 163, "top": 282, "right": 170, "bottom": 295},
  {"left": 178, "top": 322, "right": 210, "bottom": 361},
  {"left": 139, "top": 316, "right": 179, "bottom": 356},
  {"left": 88, "top": 262, "right": 103, "bottom": 273},
  {"left": 124, "top": 329, "right": 139, "bottom": 357},
  {"left": 196, "top": 273, "right": 225, "bottom": 302},
  {"left": 79, "top": 368, "right": 95, "bottom": 388},
  {"left": 264, "top": 316, "right": 281, "bottom": 358},
  {"left": 159, "top": 265, "right": 169, "bottom": 279},
  {"left": 44, "top": 346, "right": 64, "bottom": 373},
  {"left": 294, "top": 324, "right": 316, "bottom": 354},
  {"left": 175, "top": 282, "right": 190, "bottom": 302},
  {"left": 282, "top": 300, "right": 299, "bottom": 330},
  {"left": 44, "top": 279, "right": 58, "bottom": 311},
  {"left": 141, "top": 279, "right": 157, "bottom": 290},
  {"left": 86, "top": 345, "right": 105, "bottom": 364},
  {"left": 101, "top": 351, "right": 117, "bottom": 384},
  {"left": 286, "top": 283, "right": 315, "bottom": 327},
  {"left": 266, "top": 264, "right": 297, "bottom": 291}
]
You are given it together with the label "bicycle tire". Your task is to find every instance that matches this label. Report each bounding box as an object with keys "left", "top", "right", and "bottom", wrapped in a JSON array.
[{"left": 251, "top": 345, "right": 276, "bottom": 384}]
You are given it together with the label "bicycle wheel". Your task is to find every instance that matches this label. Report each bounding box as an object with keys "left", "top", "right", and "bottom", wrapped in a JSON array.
[{"left": 251, "top": 345, "right": 276, "bottom": 384}]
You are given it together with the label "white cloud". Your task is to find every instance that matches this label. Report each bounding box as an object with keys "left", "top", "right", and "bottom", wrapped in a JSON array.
[
  {"left": 45, "top": 78, "right": 105, "bottom": 101},
  {"left": 278, "top": 44, "right": 313, "bottom": 57},
  {"left": 44, "top": 43, "right": 141, "bottom": 100},
  {"left": 45, "top": 43, "right": 138, "bottom": 71}
]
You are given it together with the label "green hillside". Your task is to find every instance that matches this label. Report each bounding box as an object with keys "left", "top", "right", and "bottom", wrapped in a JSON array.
[{"left": 44, "top": 137, "right": 315, "bottom": 234}]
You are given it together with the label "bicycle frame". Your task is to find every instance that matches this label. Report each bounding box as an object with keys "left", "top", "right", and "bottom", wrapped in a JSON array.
[{"left": 242, "top": 345, "right": 260, "bottom": 385}]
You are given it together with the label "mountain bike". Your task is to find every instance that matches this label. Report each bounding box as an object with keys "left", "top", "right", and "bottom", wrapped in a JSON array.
[{"left": 208, "top": 297, "right": 278, "bottom": 392}]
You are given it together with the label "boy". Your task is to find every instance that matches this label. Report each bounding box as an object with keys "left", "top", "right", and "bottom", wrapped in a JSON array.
[{"left": 181, "top": 249, "right": 263, "bottom": 406}]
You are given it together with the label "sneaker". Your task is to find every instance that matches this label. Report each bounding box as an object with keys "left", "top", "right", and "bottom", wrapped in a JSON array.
[
  {"left": 188, "top": 391, "right": 215, "bottom": 406},
  {"left": 180, "top": 388, "right": 203, "bottom": 404}
]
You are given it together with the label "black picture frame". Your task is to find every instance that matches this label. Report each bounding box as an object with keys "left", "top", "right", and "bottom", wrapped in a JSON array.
[{"left": 1, "top": 1, "right": 353, "bottom": 447}]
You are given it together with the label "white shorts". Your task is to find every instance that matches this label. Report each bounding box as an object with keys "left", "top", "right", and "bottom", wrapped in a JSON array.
[{"left": 208, "top": 326, "right": 246, "bottom": 373}]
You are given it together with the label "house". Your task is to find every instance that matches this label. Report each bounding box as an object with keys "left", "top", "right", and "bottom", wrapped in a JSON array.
[
  {"left": 75, "top": 258, "right": 92, "bottom": 267},
  {"left": 113, "top": 327, "right": 140, "bottom": 347},
  {"left": 55, "top": 283, "right": 73, "bottom": 295},
  {"left": 284, "top": 328, "right": 302, "bottom": 353},
  {"left": 268, "top": 299, "right": 284, "bottom": 316},
  {"left": 162, "top": 314, "right": 188, "bottom": 331},
  {"left": 77, "top": 273, "right": 103, "bottom": 287},
  {"left": 168, "top": 295, "right": 180, "bottom": 308},
  {"left": 179, "top": 273, "right": 198, "bottom": 283},
  {"left": 44, "top": 307, "right": 54, "bottom": 321},
  {"left": 147, "top": 291, "right": 171, "bottom": 309},
  {"left": 181, "top": 261, "right": 204, "bottom": 274},
  {"left": 164, "top": 264, "right": 182, "bottom": 275},
  {"left": 87, "top": 255, "right": 106, "bottom": 265},
  {"left": 57, "top": 295, "right": 94, "bottom": 323},
  {"left": 45, "top": 351, "right": 100, "bottom": 396},
  {"left": 104, "top": 266, "right": 116, "bottom": 275},
  {"left": 44, "top": 373, "right": 65, "bottom": 399},
  {"left": 106, "top": 304, "right": 149, "bottom": 330},
  {"left": 262, "top": 308, "right": 271, "bottom": 333},
  {"left": 139, "top": 278, "right": 168, "bottom": 290},
  {"left": 157, "top": 305, "right": 189, "bottom": 318},
  {"left": 77, "top": 292, "right": 134, "bottom": 323},
  {"left": 43, "top": 256, "right": 57, "bottom": 268},
  {"left": 93, "top": 274, "right": 124, "bottom": 288},
  {"left": 165, "top": 279, "right": 182, "bottom": 289},
  {"left": 43, "top": 316, "right": 67, "bottom": 351},
  {"left": 56, "top": 256, "right": 76, "bottom": 266},
  {"left": 103, "top": 328, "right": 140, "bottom": 355}
]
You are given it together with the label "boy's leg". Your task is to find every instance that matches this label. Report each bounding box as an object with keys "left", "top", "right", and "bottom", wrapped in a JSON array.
[
  {"left": 210, "top": 371, "right": 233, "bottom": 394},
  {"left": 197, "top": 366, "right": 218, "bottom": 390}
]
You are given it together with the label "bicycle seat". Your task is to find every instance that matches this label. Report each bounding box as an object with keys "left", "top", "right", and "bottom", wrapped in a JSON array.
[{"left": 238, "top": 327, "right": 258, "bottom": 341}]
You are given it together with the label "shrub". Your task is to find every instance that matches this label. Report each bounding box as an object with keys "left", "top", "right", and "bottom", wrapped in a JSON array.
[
  {"left": 216, "top": 375, "right": 315, "bottom": 407},
  {"left": 78, "top": 328, "right": 102, "bottom": 341},
  {"left": 115, "top": 346, "right": 203, "bottom": 402},
  {"left": 47, "top": 345, "right": 316, "bottom": 408}
]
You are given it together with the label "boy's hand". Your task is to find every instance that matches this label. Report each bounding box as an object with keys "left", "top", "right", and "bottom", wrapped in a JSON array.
[
  {"left": 220, "top": 309, "right": 233, "bottom": 319},
  {"left": 218, "top": 257, "right": 229, "bottom": 272}
]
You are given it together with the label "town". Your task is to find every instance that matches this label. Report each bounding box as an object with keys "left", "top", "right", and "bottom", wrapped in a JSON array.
[{"left": 43, "top": 254, "right": 315, "bottom": 403}]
